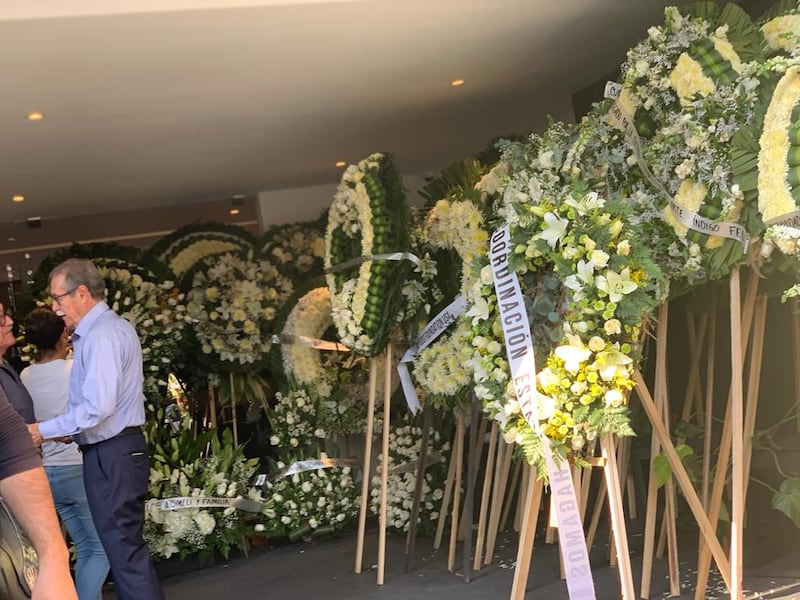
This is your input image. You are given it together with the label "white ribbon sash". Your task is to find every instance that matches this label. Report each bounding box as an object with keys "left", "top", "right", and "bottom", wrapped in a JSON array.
[
  {"left": 489, "top": 226, "right": 596, "bottom": 599},
  {"left": 147, "top": 496, "right": 264, "bottom": 513},
  {"left": 397, "top": 295, "right": 468, "bottom": 413}
]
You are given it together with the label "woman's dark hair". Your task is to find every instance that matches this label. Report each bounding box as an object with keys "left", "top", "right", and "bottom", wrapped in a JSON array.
[{"left": 24, "top": 308, "right": 66, "bottom": 355}]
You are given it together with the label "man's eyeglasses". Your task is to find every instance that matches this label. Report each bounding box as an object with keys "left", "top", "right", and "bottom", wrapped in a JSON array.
[{"left": 49, "top": 286, "right": 78, "bottom": 304}]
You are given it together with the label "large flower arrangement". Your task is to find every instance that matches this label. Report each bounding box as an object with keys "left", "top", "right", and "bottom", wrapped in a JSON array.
[
  {"left": 145, "top": 430, "right": 264, "bottom": 560},
  {"left": 147, "top": 223, "right": 255, "bottom": 281},
  {"left": 185, "top": 252, "right": 293, "bottom": 371},
  {"left": 467, "top": 174, "right": 665, "bottom": 464},
  {"left": 410, "top": 198, "right": 488, "bottom": 409},
  {"left": 259, "top": 461, "right": 358, "bottom": 541},
  {"left": 261, "top": 389, "right": 359, "bottom": 539},
  {"left": 99, "top": 264, "right": 189, "bottom": 405},
  {"left": 258, "top": 219, "right": 327, "bottom": 281},
  {"left": 325, "top": 153, "right": 412, "bottom": 356},
  {"left": 609, "top": 3, "right": 763, "bottom": 288},
  {"left": 369, "top": 418, "right": 449, "bottom": 535}
]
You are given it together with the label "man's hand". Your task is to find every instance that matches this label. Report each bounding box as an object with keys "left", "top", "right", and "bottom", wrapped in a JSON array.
[{"left": 27, "top": 423, "right": 43, "bottom": 447}]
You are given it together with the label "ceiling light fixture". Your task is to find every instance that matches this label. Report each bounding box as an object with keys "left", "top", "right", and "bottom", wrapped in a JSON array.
[
  {"left": 335, "top": 161, "right": 346, "bottom": 167},
  {"left": 26, "top": 111, "right": 44, "bottom": 121},
  {"left": 11, "top": 195, "right": 24, "bottom": 203},
  {"left": 230, "top": 208, "right": 240, "bottom": 216},
  {"left": 450, "top": 79, "right": 465, "bottom": 87}
]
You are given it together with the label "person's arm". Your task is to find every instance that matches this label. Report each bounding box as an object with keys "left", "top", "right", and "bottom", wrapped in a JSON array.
[
  {"left": 0, "top": 469, "right": 77, "bottom": 600},
  {"left": 0, "top": 391, "right": 76, "bottom": 599},
  {"left": 37, "top": 334, "right": 120, "bottom": 440}
]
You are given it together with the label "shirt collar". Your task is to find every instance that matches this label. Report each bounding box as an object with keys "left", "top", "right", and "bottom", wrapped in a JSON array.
[{"left": 73, "top": 301, "right": 111, "bottom": 340}]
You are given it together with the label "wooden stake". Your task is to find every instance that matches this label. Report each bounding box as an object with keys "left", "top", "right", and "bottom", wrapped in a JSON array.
[
  {"left": 634, "top": 371, "right": 732, "bottom": 589},
  {"left": 462, "top": 399, "right": 481, "bottom": 583},
  {"left": 229, "top": 372, "right": 239, "bottom": 447},
  {"left": 354, "top": 357, "right": 378, "bottom": 574},
  {"left": 434, "top": 419, "right": 459, "bottom": 551},
  {"left": 405, "top": 403, "right": 433, "bottom": 573},
  {"left": 377, "top": 345, "right": 392, "bottom": 585},
  {"left": 585, "top": 477, "right": 607, "bottom": 551},
  {"left": 702, "top": 306, "right": 717, "bottom": 510},
  {"left": 208, "top": 381, "right": 218, "bottom": 429},
  {"left": 473, "top": 422, "right": 498, "bottom": 570},
  {"left": 729, "top": 267, "right": 745, "bottom": 600},
  {"left": 448, "top": 411, "right": 466, "bottom": 571},
  {"left": 640, "top": 304, "right": 668, "bottom": 599},
  {"left": 601, "top": 434, "right": 636, "bottom": 600},
  {"left": 485, "top": 438, "right": 514, "bottom": 565},
  {"left": 514, "top": 461, "right": 529, "bottom": 532},
  {"left": 792, "top": 298, "right": 800, "bottom": 433},
  {"left": 509, "top": 467, "right": 543, "bottom": 600},
  {"left": 695, "top": 268, "right": 758, "bottom": 600},
  {"left": 742, "top": 296, "right": 767, "bottom": 507},
  {"left": 500, "top": 458, "right": 522, "bottom": 533}
]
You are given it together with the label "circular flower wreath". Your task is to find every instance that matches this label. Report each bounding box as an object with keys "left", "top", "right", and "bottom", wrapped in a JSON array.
[
  {"left": 756, "top": 60, "right": 800, "bottom": 259},
  {"left": 280, "top": 287, "right": 335, "bottom": 391},
  {"left": 147, "top": 223, "right": 255, "bottom": 282},
  {"left": 467, "top": 179, "right": 664, "bottom": 465},
  {"left": 325, "top": 153, "right": 412, "bottom": 356},
  {"left": 608, "top": 3, "right": 763, "bottom": 288},
  {"left": 258, "top": 219, "right": 326, "bottom": 281},
  {"left": 185, "top": 252, "right": 293, "bottom": 372}
]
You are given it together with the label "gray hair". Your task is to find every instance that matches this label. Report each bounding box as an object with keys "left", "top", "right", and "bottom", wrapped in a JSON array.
[{"left": 50, "top": 258, "right": 106, "bottom": 299}]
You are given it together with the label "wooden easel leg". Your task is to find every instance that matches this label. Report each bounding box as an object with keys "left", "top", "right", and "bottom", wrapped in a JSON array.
[
  {"left": 634, "top": 372, "right": 732, "bottom": 590},
  {"left": 434, "top": 418, "right": 459, "bottom": 551},
  {"left": 473, "top": 422, "right": 497, "bottom": 570},
  {"left": 500, "top": 458, "right": 522, "bottom": 533},
  {"left": 701, "top": 307, "right": 717, "bottom": 509},
  {"left": 355, "top": 357, "right": 379, "bottom": 574},
  {"left": 462, "top": 400, "right": 481, "bottom": 583},
  {"left": 729, "top": 267, "right": 745, "bottom": 600},
  {"left": 514, "top": 461, "right": 529, "bottom": 532},
  {"left": 742, "top": 296, "right": 767, "bottom": 507},
  {"left": 485, "top": 439, "right": 514, "bottom": 565},
  {"left": 509, "top": 466, "right": 543, "bottom": 600},
  {"left": 695, "top": 269, "right": 758, "bottom": 600},
  {"left": 405, "top": 403, "right": 433, "bottom": 573},
  {"left": 602, "top": 434, "right": 636, "bottom": 600},
  {"left": 377, "top": 346, "right": 393, "bottom": 585},
  {"left": 448, "top": 411, "right": 466, "bottom": 571}
]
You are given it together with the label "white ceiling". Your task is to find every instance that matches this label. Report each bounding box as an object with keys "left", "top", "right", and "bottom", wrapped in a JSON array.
[{"left": 0, "top": 0, "right": 670, "bottom": 229}]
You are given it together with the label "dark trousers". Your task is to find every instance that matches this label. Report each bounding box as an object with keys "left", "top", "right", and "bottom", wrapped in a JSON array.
[{"left": 82, "top": 431, "right": 164, "bottom": 600}]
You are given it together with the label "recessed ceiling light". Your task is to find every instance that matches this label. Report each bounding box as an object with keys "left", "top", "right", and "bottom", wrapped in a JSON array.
[
  {"left": 26, "top": 111, "right": 44, "bottom": 121},
  {"left": 7, "top": 238, "right": 14, "bottom": 242},
  {"left": 450, "top": 79, "right": 465, "bottom": 87},
  {"left": 335, "top": 161, "right": 346, "bottom": 167},
  {"left": 229, "top": 208, "right": 240, "bottom": 215},
  {"left": 11, "top": 195, "right": 24, "bottom": 203},
  {"left": 232, "top": 194, "right": 246, "bottom": 200}
]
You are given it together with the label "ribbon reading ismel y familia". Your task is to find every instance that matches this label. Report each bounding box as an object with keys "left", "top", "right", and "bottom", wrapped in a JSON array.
[{"left": 489, "top": 225, "right": 596, "bottom": 599}]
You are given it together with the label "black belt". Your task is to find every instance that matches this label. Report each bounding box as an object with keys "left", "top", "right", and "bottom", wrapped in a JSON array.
[
  {"left": 79, "top": 425, "right": 143, "bottom": 450},
  {"left": 117, "top": 425, "right": 143, "bottom": 437}
]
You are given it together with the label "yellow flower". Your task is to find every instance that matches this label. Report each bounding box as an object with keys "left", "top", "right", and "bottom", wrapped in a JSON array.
[
  {"left": 669, "top": 54, "right": 715, "bottom": 104},
  {"left": 761, "top": 16, "right": 800, "bottom": 53},
  {"left": 758, "top": 67, "right": 800, "bottom": 223}
]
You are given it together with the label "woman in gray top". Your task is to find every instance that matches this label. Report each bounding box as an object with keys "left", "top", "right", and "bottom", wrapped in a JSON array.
[{"left": 21, "top": 308, "right": 109, "bottom": 600}]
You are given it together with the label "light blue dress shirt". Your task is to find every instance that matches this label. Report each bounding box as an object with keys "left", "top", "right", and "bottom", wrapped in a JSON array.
[{"left": 38, "top": 301, "right": 146, "bottom": 445}]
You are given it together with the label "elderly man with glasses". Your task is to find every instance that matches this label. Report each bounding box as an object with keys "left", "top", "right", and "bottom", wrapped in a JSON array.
[{"left": 28, "top": 259, "right": 164, "bottom": 600}]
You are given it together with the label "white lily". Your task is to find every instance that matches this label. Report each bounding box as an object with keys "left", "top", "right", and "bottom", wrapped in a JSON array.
[
  {"left": 595, "top": 268, "right": 638, "bottom": 303},
  {"left": 535, "top": 212, "right": 569, "bottom": 249}
]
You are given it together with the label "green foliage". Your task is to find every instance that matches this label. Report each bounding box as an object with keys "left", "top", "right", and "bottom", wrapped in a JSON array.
[
  {"left": 772, "top": 477, "right": 800, "bottom": 529},
  {"left": 652, "top": 444, "right": 695, "bottom": 488}
]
